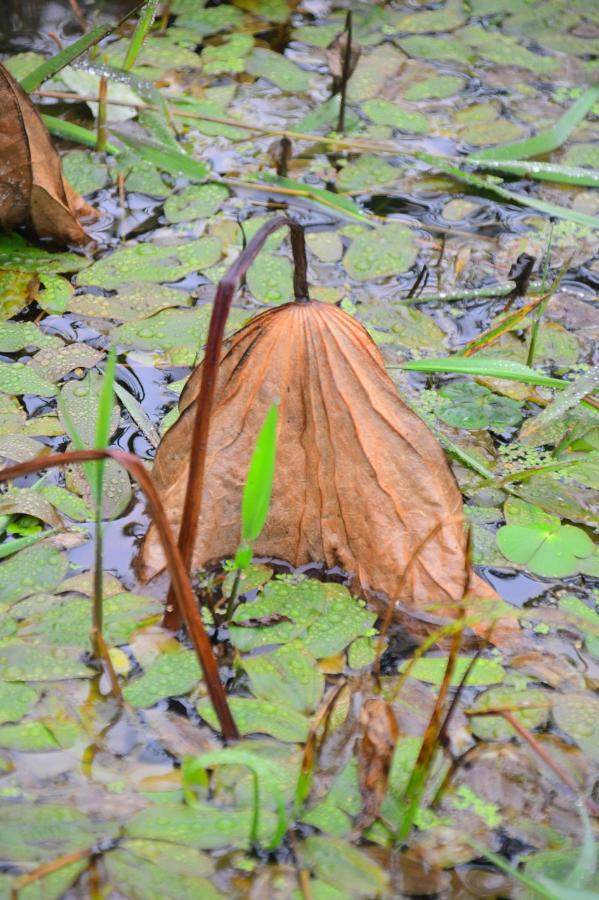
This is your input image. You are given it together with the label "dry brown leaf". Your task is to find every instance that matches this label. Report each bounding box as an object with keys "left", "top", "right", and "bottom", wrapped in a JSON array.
[
  {"left": 355, "top": 697, "right": 399, "bottom": 832},
  {"left": 139, "top": 300, "right": 493, "bottom": 615},
  {"left": 0, "top": 62, "right": 96, "bottom": 245}
]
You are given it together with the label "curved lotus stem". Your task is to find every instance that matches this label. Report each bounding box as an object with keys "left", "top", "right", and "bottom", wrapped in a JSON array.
[
  {"left": 0, "top": 449, "right": 238, "bottom": 740},
  {"left": 164, "top": 216, "right": 309, "bottom": 628}
]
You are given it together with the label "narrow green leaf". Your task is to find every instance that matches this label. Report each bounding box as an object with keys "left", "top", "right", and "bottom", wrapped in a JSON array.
[
  {"left": 42, "top": 115, "right": 121, "bottom": 155},
  {"left": 470, "top": 83, "right": 599, "bottom": 162},
  {"left": 466, "top": 158, "right": 599, "bottom": 188},
  {"left": 20, "top": 24, "right": 114, "bottom": 92},
  {"left": 113, "top": 381, "right": 160, "bottom": 448},
  {"left": 94, "top": 346, "right": 117, "bottom": 504},
  {"left": 258, "top": 173, "right": 372, "bottom": 224},
  {"left": 113, "top": 132, "right": 209, "bottom": 181},
  {"left": 399, "top": 356, "right": 568, "bottom": 389},
  {"left": 124, "top": 0, "right": 160, "bottom": 71},
  {"left": 0, "top": 529, "right": 59, "bottom": 560},
  {"left": 241, "top": 403, "right": 278, "bottom": 544}
]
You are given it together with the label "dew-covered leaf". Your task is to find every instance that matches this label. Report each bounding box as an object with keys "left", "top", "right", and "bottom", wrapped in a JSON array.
[
  {"left": 62, "top": 150, "right": 110, "bottom": 195},
  {"left": 37, "top": 486, "right": 93, "bottom": 522},
  {"left": 0, "top": 487, "right": 62, "bottom": 527},
  {"left": 404, "top": 74, "right": 465, "bottom": 100},
  {"left": 306, "top": 231, "right": 344, "bottom": 263},
  {"left": 0, "top": 639, "right": 93, "bottom": 681},
  {"left": 104, "top": 848, "right": 222, "bottom": 900},
  {"left": 247, "top": 253, "right": 293, "bottom": 304},
  {"left": 0, "top": 362, "right": 57, "bottom": 397},
  {"left": 0, "top": 803, "right": 117, "bottom": 863},
  {"left": 0, "top": 434, "right": 47, "bottom": 463},
  {"left": 469, "top": 686, "right": 551, "bottom": 741},
  {"left": 59, "top": 371, "right": 119, "bottom": 447},
  {"left": 0, "top": 268, "right": 38, "bottom": 319},
  {"left": 0, "top": 321, "right": 61, "bottom": 352},
  {"left": 336, "top": 156, "right": 400, "bottom": 192},
  {"left": 0, "top": 680, "right": 39, "bottom": 724},
  {"left": 201, "top": 33, "right": 254, "bottom": 74},
  {"left": 0, "top": 235, "right": 89, "bottom": 275},
  {"left": 126, "top": 802, "right": 276, "bottom": 850},
  {"left": 77, "top": 237, "right": 222, "bottom": 289},
  {"left": 344, "top": 224, "right": 417, "bottom": 281},
  {"left": 197, "top": 695, "right": 310, "bottom": 742},
  {"left": 552, "top": 692, "right": 599, "bottom": 761},
  {"left": 398, "top": 656, "right": 505, "bottom": 686},
  {"left": 123, "top": 647, "right": 201, "bottom": 707},
  {"left": 245, "top": 47, "right": 312, "bottom": 92},
  {"left": 31, "top": 342, "right": 103, "bottom": 383},
  {"left": 69, "top": 284, "right": 191, "bottom": 321},
  {"left": 347, "top": 45, "right": 405, "bottom": 101},
  {"left": 125, "top": 158, "right": 170, "bottom": 197},
  {"left": 0, "top": 543, "right": 68, "bottom": 607},
  {"left": 298, "top": 835, "right": 389, "bottom": 898},
  {"left": 242, "top": 643, "right": 324, "bottom": 714},
  {"left": 164, "top": 184, "right": 229, "bottom": 223}
]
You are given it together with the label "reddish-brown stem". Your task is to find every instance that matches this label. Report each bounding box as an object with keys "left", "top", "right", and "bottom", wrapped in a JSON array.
[
  {"left": 337, "top": 11, "right": 352, "bottom": 134},
  {"left": 164, "top": 216, "right": 309, "bottom": 628},
  {"left": 0, "top": 450, "right": 238, "bottom": 740}
]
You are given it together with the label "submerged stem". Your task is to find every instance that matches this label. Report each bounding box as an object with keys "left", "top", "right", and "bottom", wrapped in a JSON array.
[{"left": 164, "top": 216, "right": 309, "bottom": 629}]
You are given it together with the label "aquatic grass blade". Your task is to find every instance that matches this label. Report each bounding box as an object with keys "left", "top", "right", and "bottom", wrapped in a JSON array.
[
  {"left": 42, "top": 115, "right": 121, "bottom": 154},
  {"left": 112, "top": 131, "right": 209, "bottom": 181},
  {"left": 124, "top": 0, "right": 160, "bottom": 71},
  {"left": 257, "top": 173, "right": 371, "bottom": 224},
  {"left": 399, "top": 356, "right": 574, "bottom": 390},
  {"left": 469, "top": 82, "right": 599, "bottom": 162},
  {"left": 241, "top": 403, "right": 279, "bottom": 544},
  {"left": 113, "top": 381, "right": 160, "bottom": 448},
  {"left": 0, "top": 449, "right": 238, "bottom": 740},
  {"left": 465, "top": 158, "right": 599, "bottom": 188},
  {"left": 0, "top": 528, "right": 60, "bottom": 560},
  {"left": 93, "top": 346, "right": 117, "bottom": 504}
]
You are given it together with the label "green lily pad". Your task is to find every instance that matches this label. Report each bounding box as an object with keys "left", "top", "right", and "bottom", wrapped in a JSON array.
[
  {"left": 176, "top": 4, "right": 242, "bottom": 36},
  {"left": 558, "top": 595, "right": 599, "bottom": 657},
  {"left": 0, "top": 235, "right": 89, "bottom": 274},
  {"left": 460, "top": 25, "right": 558, "bottom": 73},
  {"left": 469, "top": 686, "right": 551, "bottom": 741},
  {"left": 78, "top": 237, "right": 222, "bottom": 289},
  {"left": 164, "top": 184, "right": 229, "bottom": 223},
  {"left": 246, "top": 253, "right": 293, "bottom": 304},
  {"left": 173, "top": 98, "right": 248, "bottom": 140},
  {"left": 1, "top": 861, "right": 87, "bottom": 900},
  {"left": 362, "top": 99, "right": 428, "bottom": 133},
  {"left": 31, "top": 342, "right": 103, "bottom": 383},
  {"left": 347, "top": 46, "right": 405, "bottom": 101},
  {"left": 395, "top": 0, "right": 466, "bottom": 33},
  {"left": 398, "top": 656, "right": 505, "bottom": 686},
  {"left": 62, "top": 151, "right": 110, "bottom": 195},
  {"left": 0, "top": 719, "right": 63, "bottom": 752},
  {"left": 123, "top": 648, "right": 201, "bottom": 707},
  {"left": 398, "top": 35, "right": 466, "bottom": 63},
  {"left": 105, "top": 847, "right": 222, "bottom": 900},
  {"left": 306, "top": 231, "right": 344, "bottom": 263},
  {"left": 243, "top": 643, "right": 324, "bottom": 714},
  {"left": 336, "top": 155, "right": 400, "bottom": 192},
  {"left": 497, "top": 521, "right": 596, "bottom": 577},
  {"left": 298, "top": 836, "right": 389, "bottom": 898},
  {"left": 22, "top": 592, "right": 161, "bottom": 647},
  {"left": 230, "top": 578, "right": 376, "bottom": 657},
  {"left": 437, "top": 382, "right": 523, "bottom": 432},
  {"left": 552, "top": 691, "right": 599, "bottom": 761},
  {"left": 0, "top": 362, "right": 57, "bottom": 397},
  {"left": 0, "top": 804, "right": 117, "bottom": 863},
  {"left": 344, "top": 224, "right": 417, "bottom": 281},
  {"left": 69, "top": 285, "right": 191, "bottom": 321},
  {"left": 126, "top": 802, "right": 276, "bottom": 850},
  {"left": 0, "top": 640, "right": 93, "bottom": 681},
  {"left": 404, "top": 74, "right": 465, "bottom": 100},
  {"left": 197, "top": 695, "right": 310, "bottom": 743},
  {"left": 0, "top": 322, "right": 61, "bottom": 352},
  {"left": 245, "top": 47, "right": 312, "bottom": 92},
  {"left": 36, "top": 274, "right": 74, "bottom": 314},
  {"left": 201, "top": 33, "right": 254, "bottom": 74},
  {"left": 38, "top": 486, "right": 93, "bottom": 522},
  {"left": 125, "top": 159, "right": 170, "bottom": 197},
  {"left": 0, "top": 681, "right": 39, "bottom": 724},
  {"left": 59, "top": 371, "right": 120, "bottom": 448},
  {"left": 0, "top": 543, "right": 68, "bottom": 608},
  {"left": 347, "top": 636, "right": 378, "bottom": 669},
  {"left": 61, "top": 66, "right": 141, "bottom": 123}
]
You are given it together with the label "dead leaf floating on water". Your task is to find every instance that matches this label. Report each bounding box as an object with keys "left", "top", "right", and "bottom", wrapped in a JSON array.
[
  {"left": 356, "top": 697, "right": 399, "bottom": 832},
  {"left": 140, "top": 299, "right": 484, "bottom": 613},
  {"left": 0, "top": 63, "right": 96, "bottom": 245}
]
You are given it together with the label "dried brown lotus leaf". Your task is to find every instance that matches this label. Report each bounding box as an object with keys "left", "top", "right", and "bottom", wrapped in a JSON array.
[
  {"left": 141, "top": 301, "right": 491, "bottom": 614},
  {"left": 0, "top": 63, "right": 96, "bottom": 245}
]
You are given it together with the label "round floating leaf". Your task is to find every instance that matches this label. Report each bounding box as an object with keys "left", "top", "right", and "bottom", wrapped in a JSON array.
[
  {"left": 0, "top": 640, "right": 93, "bottom": 681},
  {"left": 0, "top": 362, "right": 57, "bottom": 397},
  {"left": 230, "top": 579, "right": 376, "bottom": 658},
  {"left": 36, "top": 274, "right": 74, "bottom": 314},
  {"left": 243, "top": 643, "right": 324, "bottom": 714},
  {"left": 469, "top": 686, "right": 551, "bottom": 741},
  {"left": 247, "top": 253, "right": 293, "bottom": 304},
  {"left": 398, "top": 656, "right": 505, "bottom": 686},
  {"left": 362, "top": 99, "right": 428, "bottom": 133},
  {"left": 0, "top": 680, "right": 39, "bottom": 724},
  {"left": 201, "top": 33, "right": 254, "bottom": 74},
  {"left": 123, "top": 648, "right": 201, "bottom": 707},
  {"left": 306, "top": 231, "right": 344, "bottom": 263},
  {"left": 336, "top": 155, "right": 400, "bottom": 192},
  {"left": 497, "top": 522, "right": 596, "bottom": 577},
  {"left": 31, "top": 342, "right": 103, "bottom": 383},
  {"left": 0, "top": 543, "right": 68, "bottom": 608},
  {"left": 0, "top": 322, "right": 61, "bottom": 352},
  {"left": 552, "top": 691, "right": 599, "bottom": 761},
  {"left": 437, "top": 382, "right": 522, "bottom": 432},
  {"left": 70, "top": 284, "right": 191, "bottom": 322},
  {"left": 125, "top": 159, "right": 170, "bottom": 197},
  {"left": 0, "top": 236, "right": 89, "bottom": 274},
  {"left": 62, "top": 151, "right": 109, "bottom": 195},
  {"left": 404, "top": 74, "right": 465, "bottom": 100},
  {"left": 0, "top": 434, "right": 46, "bottom": 463},
  {"left": 245, "top": 47, "right": 312, "bottom": 91},
  {"left": 197, "top": 695, "right": 310, "bottom": 742},
  {"left": 347, "top": 46, "right": 405, "bottom": 101},
  {"left": 164, "top": 184, "right": 229, "bottom": 223},
  {"left": 343, "top": 224, "right": 417, "bottom": 281},
  {"left": 78, "top": 237, "right": 222, "bottom": 289},
  {"left": 176, "top": 5, "right": 242, "bottom": 36},
  {"left": 298, "top": 836, "right": 389, "bottom": 898}
]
